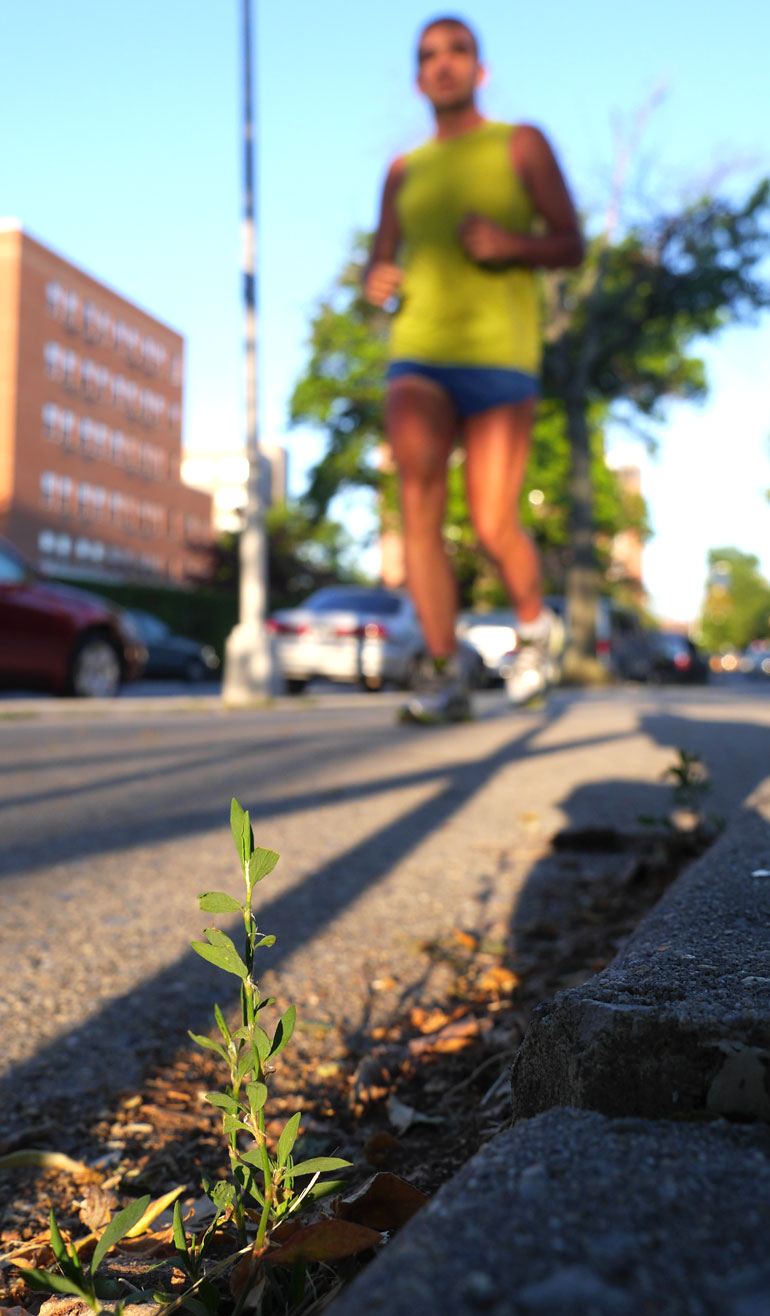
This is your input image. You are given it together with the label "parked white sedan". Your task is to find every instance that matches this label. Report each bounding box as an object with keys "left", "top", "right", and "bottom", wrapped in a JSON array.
[{"left": 267, "top": 586, "right": 426, "bottom": 694}]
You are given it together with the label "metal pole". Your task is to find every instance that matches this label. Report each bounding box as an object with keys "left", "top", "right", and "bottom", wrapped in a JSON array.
[{"left": 223, "top": 0, "right": 278, "bottom": 701}]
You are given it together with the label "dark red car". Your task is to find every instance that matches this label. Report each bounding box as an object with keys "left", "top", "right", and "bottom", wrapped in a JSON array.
[{"left": 0, "top": 536, "right": 146, "bottom": 697}]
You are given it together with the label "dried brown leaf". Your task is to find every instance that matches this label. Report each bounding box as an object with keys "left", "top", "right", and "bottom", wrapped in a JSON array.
[{"left": 334, "top": 1172, "right": 428, "bottom": 1232}]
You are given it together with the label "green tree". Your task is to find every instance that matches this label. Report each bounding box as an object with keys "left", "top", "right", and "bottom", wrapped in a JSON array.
[
  {"left": 544, "top": 176, "right": 770, "bottom": 674},
  {"left": 290, "top": 235, "right": 648, "bottom": 608},
  {"left": 698, "top": 548, "right": 770, "bottom": 652},
  {"left": 210, "top": 501, "right": 361, "bottom": 610}
]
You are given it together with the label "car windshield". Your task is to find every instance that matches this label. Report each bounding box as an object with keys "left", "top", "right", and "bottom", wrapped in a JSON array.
[
  {"left": 305, "top": 590, "right": 402, "bottom": 616},
  {"left": 131, "top": 612, "right": 170, "bottom": 642}
]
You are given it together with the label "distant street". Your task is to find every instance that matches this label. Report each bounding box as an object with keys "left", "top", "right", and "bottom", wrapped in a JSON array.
[{"left": 2, "top": 681, "right": 769, "bottom": 1130}]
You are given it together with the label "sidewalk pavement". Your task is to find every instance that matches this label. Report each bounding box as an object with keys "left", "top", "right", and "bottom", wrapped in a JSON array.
[{"left": 328, "top": 775, "right": 770, "bottom": 1315}]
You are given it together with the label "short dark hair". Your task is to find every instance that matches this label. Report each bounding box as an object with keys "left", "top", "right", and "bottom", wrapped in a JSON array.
[{"left": 417, "top": 15, "right": 481, "bottom": 62}]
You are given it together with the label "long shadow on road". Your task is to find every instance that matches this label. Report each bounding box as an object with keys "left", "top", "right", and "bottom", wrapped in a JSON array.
[
  {"left": 0, "top": 701, "right": 573, "bottom": 1129},
  {"left": 4, "top": 696, "right": 770, "bottom": 1135}
]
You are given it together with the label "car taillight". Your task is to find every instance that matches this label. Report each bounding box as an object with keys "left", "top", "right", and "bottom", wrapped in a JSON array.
[
  {"left": 335, "top": 622, "right": 389, "bottom": 638},
  {"left": 596, "top": 639, "right": 611, "bottom": 657},
  {"left": 674, "top": 652, "right": 692, "bottom": 670},
  {"left": 266, "top": 619, "right": 306, "bottom": 635}
]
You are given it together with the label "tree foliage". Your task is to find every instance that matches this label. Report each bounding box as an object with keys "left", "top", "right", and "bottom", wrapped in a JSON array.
[
  {"left": 698, "top": 547, "right": 770, "bottom": 652},
  {"left": 210, "top": 502, "right": 361, "bottom": 609}
]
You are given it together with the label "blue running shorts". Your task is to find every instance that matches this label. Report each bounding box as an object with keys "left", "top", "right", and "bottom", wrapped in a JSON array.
[{"left": 386, "top": 360, "right": 538, "bottom": 417}]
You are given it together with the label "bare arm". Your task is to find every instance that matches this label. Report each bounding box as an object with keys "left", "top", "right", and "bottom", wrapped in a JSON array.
[
  {"left": 459, "top": 125, "right": 584, "bottom": 270},
  {"left": 364, "top": 157, "right": 406, "bottom": 306}
]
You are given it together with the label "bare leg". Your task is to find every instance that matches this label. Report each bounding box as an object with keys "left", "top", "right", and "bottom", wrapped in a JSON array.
[
  {"left": 463, "top": 399, "right": 542, "bottom": 623},
  {"left": 386, "top": 375, "right": 458, "bottom": 656}
]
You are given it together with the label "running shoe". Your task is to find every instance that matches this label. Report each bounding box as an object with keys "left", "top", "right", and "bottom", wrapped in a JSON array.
[
  {"left": 398, "top": 654, "right": 472, "bottom": 725},
  {"left": 503, "top": 609, "right": 563, "bottom": 707}
]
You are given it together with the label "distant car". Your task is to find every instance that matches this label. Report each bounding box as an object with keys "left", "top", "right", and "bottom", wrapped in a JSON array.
[
  {"left": 125, "top": 610, "right": 220, "bottom": 682},
  {"left": 267, "top": 585, "right": 430, "bottom": 693},
  {"left": 648, "top": 632, "right": 709, "bottom": 684},
  {"left": 0, "top": 535, "right": 146, "bottom": 697},
  {"left": 737, "top": 641, "right": 770, "bottom": 677},
  {"left": 546, "top": 595, "right": 653, "bottom": 682}
]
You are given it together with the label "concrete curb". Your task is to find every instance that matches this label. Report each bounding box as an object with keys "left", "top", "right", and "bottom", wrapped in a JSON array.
[
  {"left": 326, "top": 778, "right": 770, "bottom": 1314},
  {"left": 511, "top": 778, "right": 770, "bottom": 1123},
  {"left": 326, "top": 1110, "right": 770, "bottom": 1316}
]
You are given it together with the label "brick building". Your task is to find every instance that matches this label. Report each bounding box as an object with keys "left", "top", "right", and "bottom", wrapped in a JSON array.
[{"left": 0, "top": 222, "right": 212, "bottom": 584}]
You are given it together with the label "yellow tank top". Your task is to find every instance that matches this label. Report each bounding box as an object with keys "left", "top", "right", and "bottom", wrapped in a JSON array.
[{"left": 390, "top": 121, "right": 540, "bottom": 373}]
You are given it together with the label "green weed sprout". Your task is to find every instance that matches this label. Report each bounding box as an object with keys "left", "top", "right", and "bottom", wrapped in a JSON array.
[
  {"left": 189, "top": 799, "right": 350, "bottom": 1252},
  {"left": 18, "top": 1195, "right": 150, "bottom": 1313}
]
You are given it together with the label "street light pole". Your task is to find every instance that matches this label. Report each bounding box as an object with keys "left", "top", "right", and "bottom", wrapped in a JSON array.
[{"left": 223, "top": 0, "right": 278, "bottom": 702}]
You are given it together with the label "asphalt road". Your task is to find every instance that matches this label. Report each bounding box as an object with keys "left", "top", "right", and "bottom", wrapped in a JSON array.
[{"left": 2, "top": 682, "right": 770, "bottom": 1131}]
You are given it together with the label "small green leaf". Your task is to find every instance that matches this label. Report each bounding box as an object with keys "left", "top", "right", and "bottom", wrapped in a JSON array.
[
  {"left": 214, "top": 1004, "right": 232, "bottom": 1045},
  {"left": 258, "top": 996, "right": 277, "bottom": 1010},
  {"left": 17, "top": 1269, "right": 92, "bottom": 1300},
  {"left": 198, "top": 891, "right": 243, "bottom": 914},
  {"left": 191, "top": 934, "right": 248, "bottom": 980},
  {"left": 188, "top": 1032, "right": 229, "bottom": 1063},
  {"left": 208, "top": 1181, "right": 236, "bottom": 1211},
  {"left": 236, "top": 1049, "right": 256, "bottom": 1080},
  {"left": 172, "top": 1200, "right": 188, "bottom": 1257},
  {"left": 223, "top": 1113, "right": 254, "bottom": 1138},
  {"left": 302, "top": 1178, "right": 349, "bottom": 1204},
  {"left": 290, "top": 1157, "right": 351, "bottom": 1176},
  {"left": 203, "top": 1091, "right": 239, "bottom": 1114},
  {"left": 49, "top": 1209, "right": 69, "bottom": 1266},
  {"left": 248, "top": 847, "right": 279, "bottom": 888},
  {"left": 252, "top": 1024, "right": 272, "bottom": 1063},
  {"left": 255, "top": 934, "right": 276, "bottom": 949},
  {"left": 277, "top": 1112, "right": 302, "bottom": 1167},
  {"left": 246, "top": 1081, "right": 268, "bottom": 1111},
  {"left": 230, "top": 798, "right": 247, "bottom": 865},
  {"left": 91, "top": 1194, "right": 151, "bottom": 1275},
  {"left": 269, "top": 1004, "right": 297, "bottom": 1059}
]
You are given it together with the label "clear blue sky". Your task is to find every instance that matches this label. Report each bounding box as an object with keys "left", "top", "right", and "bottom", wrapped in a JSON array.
[{"left": 4, "top": 1, "right": 769, "bottom": 622}]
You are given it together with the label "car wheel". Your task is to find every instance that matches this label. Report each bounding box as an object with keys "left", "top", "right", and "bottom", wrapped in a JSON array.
[
  {"left": 185, "top": 657, "right": 206, "bottom": 682},
  {"left": 286, "top": 678, "right": 308, "bottom": 695},
  {"left": 361, "top": 675, "right": 383, "bottom": 692},
  {"left": 68, "top": 633, "right": 122, "bottom": 698}
]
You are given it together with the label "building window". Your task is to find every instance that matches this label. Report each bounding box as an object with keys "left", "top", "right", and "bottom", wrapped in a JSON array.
[
  {"left": 44, "top": 341, "right": 65, "bottom": 380},
  {"left": 78, "top": 482, "right": 92, "bottom": 518},
  {"left": 60, "top": 476, "right": 73, "bottom": 513},
  {"left": 40, "top": 471, "right": 58, "bottom": 508},
  {"left": 81, "top": 359, "right": 100, "bottom": 399},
  {"left": 64, "top": 291, "right": 80, "bottom": 332},
  {"left": 170, "top": 354, "right": 182, "bottom": 385},
  {"left": 168, "top": 402, "right": 181, "bottom": 430},
  {"left": 46, "top": 282, "right": 66, "bottom": 319},
  {"left": 83, "top": 301, "right": 100, "bottom": 341},
  {"left": 61, "top": 411, "right": 76, "bottom": 447},
  {"left": 38, "top": 530, "right": 72, "bottom": 557},
  {"left": 42, "top": 403, "right": 61, "bottom": 440},
  {"left": 111, "top": 430, "right": 126, "bottom": 464},
  {"left": 79, "top": 417, "right": 96, "bottom": 456}
]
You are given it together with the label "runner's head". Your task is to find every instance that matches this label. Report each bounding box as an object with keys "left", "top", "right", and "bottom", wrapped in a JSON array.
[{"left": 416, "top": 16, "right": 485, "bottom": 112}]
